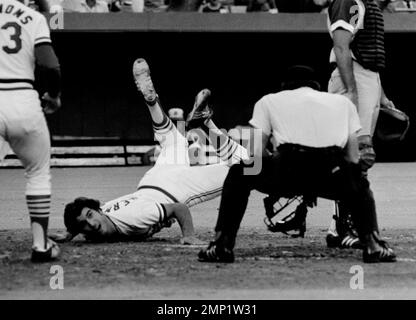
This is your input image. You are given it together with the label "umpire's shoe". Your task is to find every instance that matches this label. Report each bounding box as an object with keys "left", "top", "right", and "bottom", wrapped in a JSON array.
[
  {"left": 31, "top": 239, "right": 60, "bottom": 263},
  {"left": 363, "top": 233, "right": 396, "bottom": 263},
  {"left": 198, "top": 241, "right": 234, "bottom": 263},
  {"left": 133, "top": 58, "right": 157, "bottom": 105},
  {"left": 186, "top": 89, "right": 213, "bottom": 130}
]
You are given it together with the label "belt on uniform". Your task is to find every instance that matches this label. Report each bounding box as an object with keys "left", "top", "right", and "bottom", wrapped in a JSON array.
[
  {"left": 0, "top": 79, "right": 34, "bottom": 90},
  {"left": 137, "top": 185, "right": 179, "bottom": 203},
  {"left": 277, "top": 143, "right": 343, "bottom": 155}
]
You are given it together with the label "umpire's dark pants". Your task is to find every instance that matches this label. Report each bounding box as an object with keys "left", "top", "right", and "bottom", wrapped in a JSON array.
[{"left": 214, "top": 144, "right": 379, "bottom": 250}]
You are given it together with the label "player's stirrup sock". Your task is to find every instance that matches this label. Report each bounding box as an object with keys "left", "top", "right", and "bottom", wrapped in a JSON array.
[
  {"left": 27, "top": 194, "right": 51, "bottom": 250},
  {"left": 152, "top": 113, "right": 174, "bottom": 135},
  {"left": 214, "top": 135, "right": 244, "bottom": 164},
  {"left": 144, "top": 95, "right": 159, "bottom": 107}
]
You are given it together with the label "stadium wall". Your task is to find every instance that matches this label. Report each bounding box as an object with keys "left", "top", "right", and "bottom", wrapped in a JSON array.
[{"left": 46, "top": 13, "right": 416, "bottom": 161}]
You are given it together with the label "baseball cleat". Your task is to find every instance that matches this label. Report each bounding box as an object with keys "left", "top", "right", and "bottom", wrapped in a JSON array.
[
  {"left": 326, "top": 232, "right": 363, "bottom": 249},
  {"left": 363, "top": 242, "right": 396, "bottom": 263},
  {"left": 198, "top": 241, "right": 234, "bottom": 263},
  {"left": 31, "top": 239, "right": 60, "bottom": 263},
  {"left": 133, "top": 58, "right": 157, "bottom": 104},
  {"left": 186, "top": 89, "right": 213, "bottom": 130}
]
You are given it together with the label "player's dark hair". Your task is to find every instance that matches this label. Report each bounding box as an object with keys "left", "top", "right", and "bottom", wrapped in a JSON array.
[
  {"left": 64, "top": 197, "right": 101, "bottom": 235},
  {"left": 281, "top": 65, "right": 321, "bottom": 91}
]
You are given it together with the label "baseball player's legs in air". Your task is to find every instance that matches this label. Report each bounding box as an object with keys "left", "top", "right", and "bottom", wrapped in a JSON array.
[
  {"left": 133, "top": 58, "right": 248, "bottom": 208},
  {"left": 55, "top": 59, "right": 248, "bottom": 244}
]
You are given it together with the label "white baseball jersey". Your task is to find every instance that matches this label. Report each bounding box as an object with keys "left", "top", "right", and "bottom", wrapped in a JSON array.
[
  {"left": 249, "top": 87, "right": 361, "bottom": 149},
  {"left": 0, "top": 0, "right": 51, "bottom": 89},
  {"left": 102, "top": 192, "right": 167, "bottom": 238},
  {"left": 101, "top": 163, "right": 229, "bottom": 238}
]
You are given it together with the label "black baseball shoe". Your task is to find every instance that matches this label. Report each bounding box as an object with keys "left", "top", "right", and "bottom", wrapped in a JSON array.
[
  {"left": 327, "top": 205, "right": 363, "bottom": 249},
  {"left": 326, "top": 231, "right": 363, "bottom": 249},
  {"left": 198, "top": 241, "right": 234, "bottom": 263},
  {"left": 31, "top": 239, "right": 60, "bottom": 263},
  {"left": 133, "top": 58, "right": 157, "bottom": 105},
  {"left": 363, "top": 235, "right": 396, "bottom": 263},
  {"left": 186, "top": 89, "right": 213, "bottom": 130}
]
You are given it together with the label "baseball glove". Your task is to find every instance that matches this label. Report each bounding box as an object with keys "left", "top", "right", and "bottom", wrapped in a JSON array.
[{"left": 376, "top": 105, "right": 410, "bottom": 142}]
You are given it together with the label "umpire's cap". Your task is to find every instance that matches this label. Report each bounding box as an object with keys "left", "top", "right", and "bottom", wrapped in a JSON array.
[{"left": 281, "top": 65, "right": 321, "bottom": 91}]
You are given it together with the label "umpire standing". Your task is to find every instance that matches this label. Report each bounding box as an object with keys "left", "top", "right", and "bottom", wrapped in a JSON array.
[
  {"left": 198, "top": 65, "right": 396, "bottom": 264},
  {"left": 323, "top": 0, "right": 396, "bottom": 247}
]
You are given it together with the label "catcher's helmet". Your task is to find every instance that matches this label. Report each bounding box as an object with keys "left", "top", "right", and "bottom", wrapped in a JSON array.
[{"left": 263, "top": 195, "right": 316, "bottom": 238}]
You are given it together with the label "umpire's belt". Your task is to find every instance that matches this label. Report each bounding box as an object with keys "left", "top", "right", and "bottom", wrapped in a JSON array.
[{"left": 277, "top": 143, "right": 343, "bottom": 156}]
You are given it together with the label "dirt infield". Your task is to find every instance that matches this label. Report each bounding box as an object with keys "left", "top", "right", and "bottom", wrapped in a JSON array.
[{"left": 1, "top": 164, "right": 416, "bottom": 299}]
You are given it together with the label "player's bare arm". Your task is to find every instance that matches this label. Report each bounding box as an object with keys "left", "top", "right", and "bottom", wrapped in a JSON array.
[
  {"left": 344, "top": 132, "right": 360, "bottom": 164},
  {"left": 49, "top": 230, "right": 75, "bottom": 243},
  {"left": 34, "top": 44, "right": 62, "bottom": 114},
  {"left": 163, "top": 203, "right": 205, "bottom": 245},
  {"left": 333, "top": 29, "right": 358, "bottom": 108}
]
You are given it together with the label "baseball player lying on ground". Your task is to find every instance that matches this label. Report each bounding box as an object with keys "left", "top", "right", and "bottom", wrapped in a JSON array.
[{"left": 51, "top": 58, "right": 248, "bottom": 245}]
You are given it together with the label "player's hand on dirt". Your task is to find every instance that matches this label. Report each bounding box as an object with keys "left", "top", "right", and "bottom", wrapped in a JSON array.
[
  {"left": 180, "top": 236, "right": 206, "bottom": 246},
  {"left": 49, "top": 230, "right": 74, "bottom": 243},
  {"left": 42, "top": 92, "right": 61, "bottom": 114}
]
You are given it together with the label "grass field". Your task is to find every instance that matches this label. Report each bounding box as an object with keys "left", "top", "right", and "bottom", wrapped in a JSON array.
[{"left": 1, "top": 163, "right": 416, "bottom": 299}]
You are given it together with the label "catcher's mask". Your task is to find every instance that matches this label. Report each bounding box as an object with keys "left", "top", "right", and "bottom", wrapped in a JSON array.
[
  {"left": 263, "top": 195, "right": 316, "bottom": 238},
  {"left": 375, "top": 105, "right": 410, "bottom": 142}
]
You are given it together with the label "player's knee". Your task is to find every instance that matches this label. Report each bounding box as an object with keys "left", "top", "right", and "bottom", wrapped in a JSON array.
[{"left": 25, "top": 166, "right": 51, "bottom": 195}]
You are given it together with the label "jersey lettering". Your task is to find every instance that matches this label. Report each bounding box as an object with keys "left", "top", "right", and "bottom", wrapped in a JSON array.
[
  {"left": 103, "top": 196, "right": 138, "bottom": 214},
  {"left": 5, "top": 5, "right": 14, "bottom": 14},
  {"left": 20, "top": 15, "right": 32, "bottom": 25},
  {"left": 1, "top": 22, "right": 22, "bottom": 54},
  {"left": 13, "top": 8, "right": 25, "bottom": 19}
]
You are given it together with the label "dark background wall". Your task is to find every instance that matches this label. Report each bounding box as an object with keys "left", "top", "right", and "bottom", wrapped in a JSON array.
[{"left": 45, "top": 13, "right": 416, "bottom": 161}]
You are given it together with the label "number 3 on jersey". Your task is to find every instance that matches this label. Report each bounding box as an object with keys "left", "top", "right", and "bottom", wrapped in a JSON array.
[{"left": 2, "top": 22, "right": 22, "bottom": 54}]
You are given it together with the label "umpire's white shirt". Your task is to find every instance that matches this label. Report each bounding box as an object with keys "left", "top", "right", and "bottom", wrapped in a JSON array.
[{"left": 249, "top": 87, "right": 361, "bottom": 149}]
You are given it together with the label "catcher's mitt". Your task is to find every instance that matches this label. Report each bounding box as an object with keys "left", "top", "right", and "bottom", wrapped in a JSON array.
[{"left": 376, "top": 105, "right": 410, "bottom": 142}]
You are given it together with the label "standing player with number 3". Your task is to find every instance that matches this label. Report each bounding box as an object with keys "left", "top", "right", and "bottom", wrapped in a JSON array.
[{"left": 0, "top": 0, "right": 61, "bottom": 262}]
